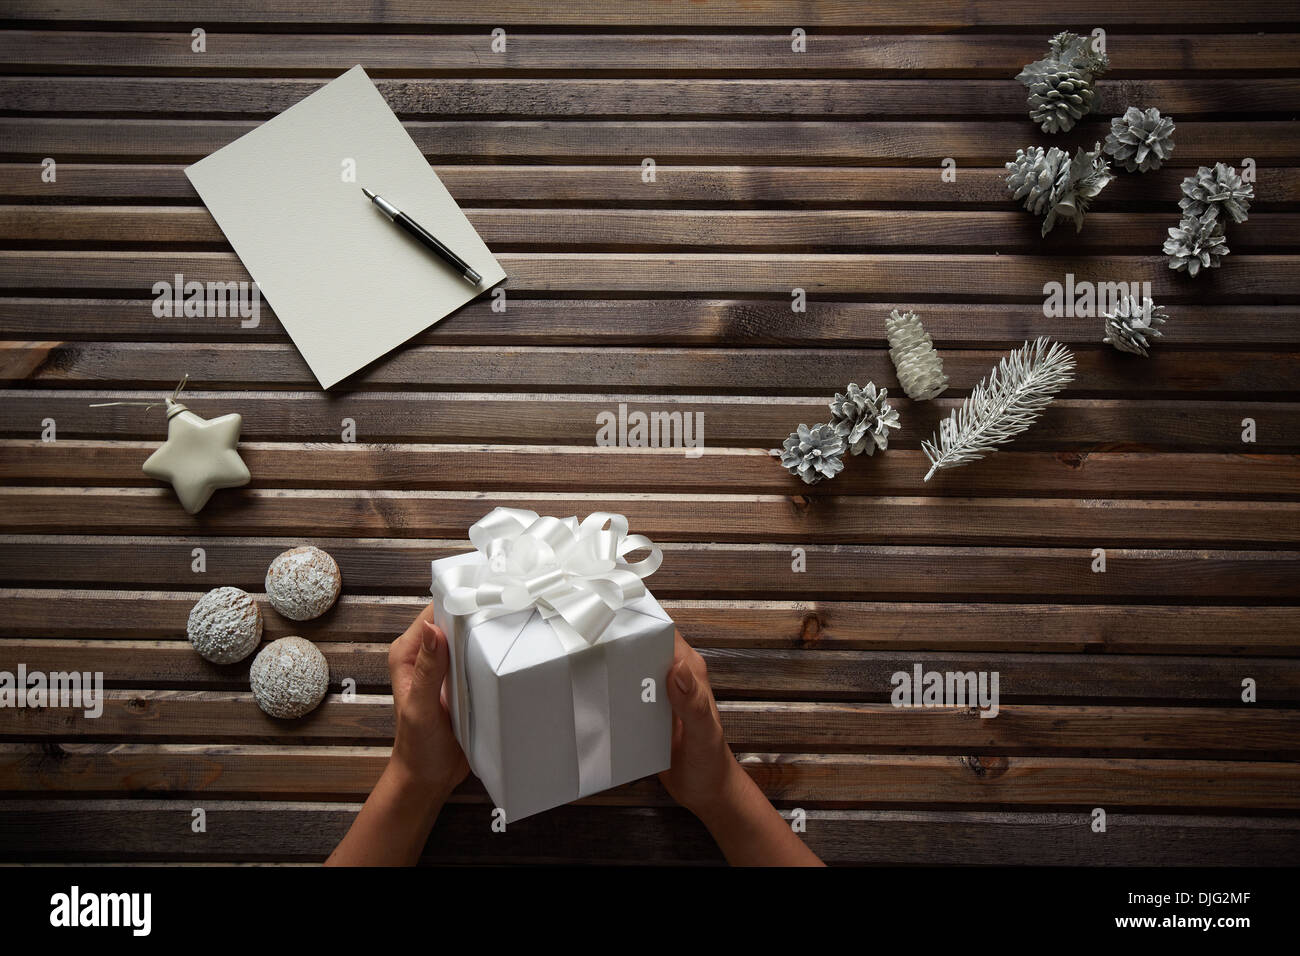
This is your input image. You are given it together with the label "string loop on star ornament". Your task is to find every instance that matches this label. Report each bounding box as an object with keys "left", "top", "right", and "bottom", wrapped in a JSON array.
[{"left": 89, "top": 373, "right": 191, "bottom": 411}]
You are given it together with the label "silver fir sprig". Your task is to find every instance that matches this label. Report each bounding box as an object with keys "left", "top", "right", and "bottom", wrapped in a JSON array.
[{"left": 921, "top": 337, "right": 1075, "bottom": 481}]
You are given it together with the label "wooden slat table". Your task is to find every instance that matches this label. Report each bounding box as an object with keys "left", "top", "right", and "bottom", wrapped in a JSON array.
[{"left": 0, "top": 1, "right": 1297, "bottom": 865}]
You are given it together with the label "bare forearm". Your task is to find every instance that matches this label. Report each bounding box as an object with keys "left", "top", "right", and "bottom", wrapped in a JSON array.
[
  {"left": 693, "top": 763, "right": 824, "bottom": 867},
  {"left": 325, "top": 762, "right": 447, "bottom": 866}
]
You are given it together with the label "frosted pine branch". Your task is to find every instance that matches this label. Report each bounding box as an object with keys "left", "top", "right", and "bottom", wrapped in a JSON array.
[{"left": 922, "top": 337, "right": 1075, "bottom": 481}]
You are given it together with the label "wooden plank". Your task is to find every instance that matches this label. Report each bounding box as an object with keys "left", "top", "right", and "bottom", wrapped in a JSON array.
[
  {"left": 6, "top": 443, "right": 1296, "bottom": 501},
  {"left": 15, "top": 639, "right": 1300, "bottom": 707},
  {"left": 4, "top": 391, "right": 1295, "bottom": 451},
  {"left": 698, "top": 649, "right": 1300, "bottom": 704},
  {"left": 1, "top": 32, "right": 1298, "bottom": 76},
  {"left": 0, "top": 638, "right": 392, "bottom": 689},
  {"left": 5, "top": 692, "right": 1296, "bottom": 757},
  {"left": 9, "top": 299, "right": 1300, "bottom": 349},
  {"left": 2, "top": 164, "right": 1295, "bottom": 207},
  {"left": 5, "top": 78, "right": 1299, "bottom": 118},
  {"left": 1, "top": 537, "right": 1294, "bottom": 600},
  {"left": 5, "top": 593, "right": 1298, "bottom": 654},
  {"left": 4, "top": 298, "right": 1300, "bottom": 349},
  {"left": 2, "top": 641, "right": 1293, "bottom": 703},
  {"left": 3, "top": 488, "right": 1297, "bottom": 547},
  {"left": 4, "top": 800, "right": 1296, "bottom": 865},
  {"left": 2, "top": 743, "right": 1297, "bottom": 809},
  {"left": 7, "top": 342, "right": 1298, "bottom": 396},
  {"left": 5, "top": 119, "right": 1298, "bottom": 165},
  {"left": 0, "top": 595, "right": 430, "bottom": 641},
  {"left": 6, "top": 0, "right": 1293, "bottom": 28},
  {"left": 4, "top": 252, "right": 1296, "bottom": 299},
  {"left": 6, "top": 206, "right": 1299, "bottom": 254}
]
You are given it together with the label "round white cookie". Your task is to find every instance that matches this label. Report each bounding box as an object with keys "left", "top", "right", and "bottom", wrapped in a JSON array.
[
  {"left": 187, "top": 587, "right": 262, "bottom": 664},
  {"left": 249, "top": 636, "right": 329, "bottom": 719},
  {"left": 265, "top": 546, "right": 341, "bottom": 621}
]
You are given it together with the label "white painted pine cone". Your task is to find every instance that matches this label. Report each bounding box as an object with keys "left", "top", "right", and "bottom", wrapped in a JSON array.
[{"left": 886, "top": 310, "right": 949, "bottom": 401}]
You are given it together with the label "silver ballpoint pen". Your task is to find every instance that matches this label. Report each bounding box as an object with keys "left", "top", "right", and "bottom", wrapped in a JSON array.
[{"left": 362, "top": 186, "right": 482, "bottom": 286}]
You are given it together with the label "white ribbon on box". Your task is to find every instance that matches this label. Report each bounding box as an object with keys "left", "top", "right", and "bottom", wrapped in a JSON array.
[{"left": 435, "top": 506, "right": 663, "bottom": 797}]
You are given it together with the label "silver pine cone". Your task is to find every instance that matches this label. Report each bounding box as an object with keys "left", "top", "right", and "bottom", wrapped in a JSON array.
[
  {"left": 828, "top": 382, "right": 900, "bottom": 456},
  {"left": 1102, "top": 296, "right": 1167, "bottom": 356},
  {"left": 885, "top": 310, "right": 949, "bottom": 400},
  {"left": 1006, "top": 142, "right": 1114, "bottom": 237},
  {"left": 1027, "top": 69, "right": 1096, "bottom": 133},
  {"left": 1179, "top": 163, "right": 1254, "bottom": 224},
  {"left": 1016, "top": 31, "right": 1109, "bottom": 133},
  {"left": 777, "top": 423, "right": 845, "bottom": 485},
  {"left": 1103, "top": 106, "right": 1176, "bottom": 172},
  {"left": 1164, "top": 213, "right": 1229, "bottom": 276},
  {"left": 1005, "top": 145, "right": 1070, "bottom": 220}
]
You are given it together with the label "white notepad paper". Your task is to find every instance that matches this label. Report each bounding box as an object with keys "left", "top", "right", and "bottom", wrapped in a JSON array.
[{"left": 186, "top": 65, "right": 505, "bottom": 388}]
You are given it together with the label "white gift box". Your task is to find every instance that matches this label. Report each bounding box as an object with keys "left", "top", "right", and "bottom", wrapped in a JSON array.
[{"left": 430, "top": 508, "right": 674, "bottom": 822}]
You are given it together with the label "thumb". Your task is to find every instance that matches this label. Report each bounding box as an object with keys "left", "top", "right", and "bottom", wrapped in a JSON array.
[
  {"left": 665, "top": 658, "right": 713, "bottom": 729},
  {"left": 410, "top": 621, "right": 450, "bottom": 701}
]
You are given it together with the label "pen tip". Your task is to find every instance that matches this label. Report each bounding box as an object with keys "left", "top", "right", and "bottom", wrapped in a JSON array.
[{"left": 361, "top": 186, "right": 375, "bottom": 200}]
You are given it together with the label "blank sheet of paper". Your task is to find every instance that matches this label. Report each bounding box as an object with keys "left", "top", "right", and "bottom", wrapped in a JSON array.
[{"left": 186, "top": 65, "right": 505, "bottom": 389}]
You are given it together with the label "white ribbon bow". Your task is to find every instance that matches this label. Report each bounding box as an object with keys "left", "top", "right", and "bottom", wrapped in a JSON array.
[{"left": 442, "top": 507, "right": 662, "bottom": 648}]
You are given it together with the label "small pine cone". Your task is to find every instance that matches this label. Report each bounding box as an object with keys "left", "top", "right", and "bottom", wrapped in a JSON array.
[
  {"left": 885, "top": 309, "right": 949, "bottom": 400},
  {"left": 1164, "top": 213, "right": 1229, "bottom": 277},
  {"left": 1027, "top": 69, "right": 1096, "bottom": 133},
  {"left": 1016, "top": 32, "right": 1108, "bottom": 134},
  {"left": 1179, "top": 162, "right": 1254, "bottom": 224},
  {"left": 776, "top": 422, "right": 845, "bottom": 485},
  {"left": 828, "top": 382, "right": 900, "bottom": 456},
  {"left": 1006, "top": 146, "right": 1072, "bottom": 219},
  {"left": 1103, "top": 106, "right": 1176, "bottom": 173},
  {"left": 1007, "top": 143, "right": 1113, "bottom": 237},
  {"left": 1102, "top": 296, "right": 1167, "bottom": 357}
]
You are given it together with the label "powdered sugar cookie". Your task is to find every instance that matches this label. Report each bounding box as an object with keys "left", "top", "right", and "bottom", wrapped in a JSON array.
[
  {"left": 265, "top": 546, "right": 341, "bottom": 621},
  {"left": 187, "top": 586, "right": 262, "bottom": 664},
  {"left": 249, "top": 636, "right": 329, "bottom": 719}
]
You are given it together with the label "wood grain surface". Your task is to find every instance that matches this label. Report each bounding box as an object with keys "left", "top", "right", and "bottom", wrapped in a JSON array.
[{"left": 0, "top": 0, "right": 1296, "bottom": 866}]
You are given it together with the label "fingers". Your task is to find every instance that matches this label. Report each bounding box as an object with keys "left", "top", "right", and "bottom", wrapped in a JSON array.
[
  {"left": 673, "top": 629, "right": 708, "bottom": 674},
  {"left": 410, "top": 620, "right": 450, "bottom": 703},
  {"left": 397, "top": 600, "right": 439, "bottom": 647},
  {"left": 666, "top": 654, "right": 715, "bottom": 728},
  {"left": 669, "top": 629, "right": 711, "bottom": 696},
  {"left": 388, "top": 601, "right": 441, "bottom": 690}
]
